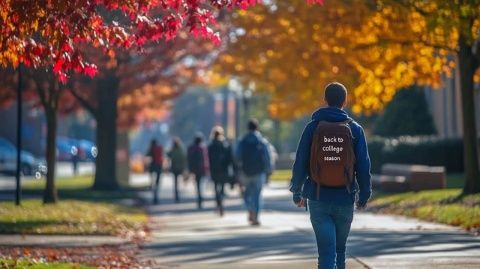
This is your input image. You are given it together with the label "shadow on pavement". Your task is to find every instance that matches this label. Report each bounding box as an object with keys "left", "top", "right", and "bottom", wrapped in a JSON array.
[
  {"left": 349, "top": 230, "right": 480, "bottom": 257},
  {"left": 141, "top": 230, "right": 316, "bottom": 264}
]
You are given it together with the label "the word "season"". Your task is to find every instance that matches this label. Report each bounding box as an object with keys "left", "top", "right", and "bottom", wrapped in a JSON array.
[{"left": 323, "top": 136, "right": 344, "bottom": 161}]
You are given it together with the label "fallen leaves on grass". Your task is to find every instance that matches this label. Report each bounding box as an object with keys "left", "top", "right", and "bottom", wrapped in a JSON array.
[
  {"left": 369, "top": 189, "right": 480, "bottom": 232},
  {"left": 0, "top": 244, "right": 157, "bottom": 269}
]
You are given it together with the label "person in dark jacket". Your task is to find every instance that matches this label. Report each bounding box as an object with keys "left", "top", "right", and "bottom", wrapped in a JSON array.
[
  {"left": 187, "top": 134, "right": 209, "bottom": 209},
  {"left": 208, "top": 126, "right": 236, "bottom": 216},
  {"left": 147, "top": 139, "right": 164, "bottom": 204},
  {"left": 236, "top": 119, "right": 271, "bottom": 226},
  {"left": 290, "top": 82, "right": 372, "bottom": 269},
  {"left": 167, "top": 137, "right": 187, "bottom": 203}
]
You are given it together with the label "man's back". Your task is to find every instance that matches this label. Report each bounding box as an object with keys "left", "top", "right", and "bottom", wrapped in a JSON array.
[
  {"left": 290, "top": 106, "right": 371, "bottom": 206},
  {"left": 289, "top": 83, "right": 372, "bottom": 269},
  {"left": 238, "top": 131, "right": 270, "bottom": 176}
]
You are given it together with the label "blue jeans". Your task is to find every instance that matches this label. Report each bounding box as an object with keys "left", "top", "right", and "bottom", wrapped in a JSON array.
[
  {"left": 242, "top": 173, "right": 266, "bottom": 218},
  {"left": 308, "top": 200, "right": 354, "bottom": 269}
]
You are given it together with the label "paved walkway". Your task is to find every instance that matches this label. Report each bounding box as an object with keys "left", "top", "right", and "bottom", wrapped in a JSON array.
[{"left": 136, "top": 174, "right": 480, "bottom": 269}]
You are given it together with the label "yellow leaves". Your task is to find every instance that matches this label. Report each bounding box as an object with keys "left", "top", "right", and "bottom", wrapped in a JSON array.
[
  {"left": 254, "top": 14, "right": 264, "bottom": 23},
  {"left": 298, "top": 66, "right": 309, "bottom": 77},
  {"left": 215, "top": 0, "right": 468, "bottom": 120},
  {"left": 221, "top": 54, "right": 235, "bottom": 63},
  {"left": 331, "top": 66, "right": 339, "bottom": 74},
  {"left": 238, "top": 9, "right": 247, "bottom": 16},
  {"left": 207, "top": 70, "right": 230, "bottom": 87},
  {"left": 31, "top": 20, "right": 39, "bottom": 31},
  {"left": 278, "top": 18, "right": 291, "bottom": 27},
  {"left": 234, "top": 63, "right": 244, "bottom": 72}
]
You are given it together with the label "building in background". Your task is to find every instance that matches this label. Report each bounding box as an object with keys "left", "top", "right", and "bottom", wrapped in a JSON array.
[{"left": 424, "top": 66, "right": 480, "bottom": 138}]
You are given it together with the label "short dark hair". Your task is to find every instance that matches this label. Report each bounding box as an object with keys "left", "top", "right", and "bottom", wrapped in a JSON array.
[
  {"left": 325, "top": 82, "right": 347, "bottom": 108},
  {"left": 194, "top": 133, "right": 203, "bottom": 145},
  {"left": 247, "top": 119, "right": 259, "bottom": 131}
]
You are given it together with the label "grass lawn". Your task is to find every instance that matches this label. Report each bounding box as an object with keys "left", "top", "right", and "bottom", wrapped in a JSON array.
[
  {"left": 0, "top": 175, "right": 147, "bottom": 235},
  {"left": 0, "top": 199, "right": 147, "bottom": 235},
  {"left": 369, "top": 189, "right": 480, "bottom": 231},
  {"left": 270, "top": 170, "right": 479, "bottom": 230},
  {"left": 23, "top": 175, "right": 94, "bottom": 190},
  {"left": 0, "top": 258, "right": 94, "bottom": 269},
  {"left": 22, "top": 175, "right": 138, "bottom": 201},
  {"left": 269, "top": 170, "right": 292, "bottom": 182}
]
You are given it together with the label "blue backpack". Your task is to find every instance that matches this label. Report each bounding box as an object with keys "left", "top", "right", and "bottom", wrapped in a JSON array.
[{"left": 241, "top": 139, "right": 266, "bottom": 176}]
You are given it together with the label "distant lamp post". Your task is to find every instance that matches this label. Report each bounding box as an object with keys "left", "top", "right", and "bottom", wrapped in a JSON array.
[
  {"left": 15, "top": 64, "right": 23, "bottom": 206},
  {"left": 213, "top": 93, "right": 224, "bottom": 126},
  {"left": 242, "top": 89, "right": 252, "bottom": 121}
]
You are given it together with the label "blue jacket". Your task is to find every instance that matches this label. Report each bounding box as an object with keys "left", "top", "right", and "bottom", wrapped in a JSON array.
[
  {"left": 236, "top": 131, "right": 272, "bottom": 175},
  {"left": 289, "top": 107, "right": 372, "bottom": 206}
]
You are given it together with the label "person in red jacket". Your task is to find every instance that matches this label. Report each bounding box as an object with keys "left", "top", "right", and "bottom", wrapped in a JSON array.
[
  {"left": 187, "top": 134, "right": 209, "bottom": 209},
  {"left": 147, "top": 139, "right": 164, "bottom": 204}
]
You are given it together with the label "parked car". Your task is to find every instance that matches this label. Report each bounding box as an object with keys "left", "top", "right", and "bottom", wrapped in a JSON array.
[
  {"left": 56, "top": 137, "right": 76, "bottom": 162},
  {"left": 56, "top": 137, "right": 97, "bottom": 162},
  {"left": 0, "top": 137, "right": 43, "bottom": 176},
  {"left": 78, "top": 139, "right": 98, "bottom": 161}
]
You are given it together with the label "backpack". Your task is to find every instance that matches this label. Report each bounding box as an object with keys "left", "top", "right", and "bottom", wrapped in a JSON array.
[
  {"left": 309, "top": 120, "right": 355, "bottom": 198},
  {"left": 241, "top": 139, "right": 266, "bottom": 176}
]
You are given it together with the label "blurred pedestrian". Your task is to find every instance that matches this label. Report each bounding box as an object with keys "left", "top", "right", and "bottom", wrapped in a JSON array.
[
  {"left": 187, "top": 134, "right": 209, "bottom": 209},
  {"left": 167, "top": 137, "right": 187, "bottom": 203},
  {"left": 237, "top": 119, "right": 271, "bottom": 226},
  {"left": 208, "top": 126, "right": 236, "bottom": 216},
  {"left": 147, "top": 139, "right": 164, "bottom": 204},
  {"left": 264, "top": 139, "right": 278, "bottom": 184},
  {"left": 71, "top": 145, "right": 79, "bottom": 176}
]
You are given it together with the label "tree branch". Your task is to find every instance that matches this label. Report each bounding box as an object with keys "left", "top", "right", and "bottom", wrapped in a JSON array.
[
  {"left": 69, "top": 87, "right": 98, "bottom": 117},
  {"left": 32, "top": 71, "right": 48, "bottom": 110}
]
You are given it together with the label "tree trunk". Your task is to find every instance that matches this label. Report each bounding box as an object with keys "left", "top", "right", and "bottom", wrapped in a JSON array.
[
  {"left": 92, "top": 73, "right": 120, "bottom": 190},
  {"left": 43, "top": 107, "right": 58, "bottom": 203},
  {"left": 458, "top": 36, "right": 480, "bottom": 195}
]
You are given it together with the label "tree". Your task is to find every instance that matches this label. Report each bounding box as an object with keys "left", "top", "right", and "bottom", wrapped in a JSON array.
[
  {"left": 31, "top": 70, "right": 62, "bottom": 203},
  {"left": 1, "top": 0, "right": 284, "bottom": 198},
  {"left": 374, "top": 86, "right": 436, "bottom": 137},
  {"left": 0, "top": 0, "right": 271, "bottom": 80},
  {"left": 69, "top": 38, "right": 210, "bottom": 190},
  {"left": 386, "top": 0, "right": 480, "bottom": 195},
  {"left": 0, "top": 68, "right": 79, "bottom": 203},
  {"left": 216, "top": 0, "right": 480, "bottom": 194}
]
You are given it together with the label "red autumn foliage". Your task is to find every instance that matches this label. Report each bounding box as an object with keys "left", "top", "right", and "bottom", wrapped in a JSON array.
[{"left": 0, "top": 0, "right": 262, "bottom": 81}]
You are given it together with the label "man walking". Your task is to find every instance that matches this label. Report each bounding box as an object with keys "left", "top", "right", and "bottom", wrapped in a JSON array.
[
  {"left": 147, "top": 139, "right": 164, "bottom": 205},
  {"left": 237, "top": 119, "right": 271, "bottom": 226},
  {"left": 187, "top": 134, "right": 209, "bottom": 209},
  {"left": 208, "top": 126, "right": 236, "bottom": 216},
  {"left": 290, "top": 82, "right": 372, "bottom": 269}
]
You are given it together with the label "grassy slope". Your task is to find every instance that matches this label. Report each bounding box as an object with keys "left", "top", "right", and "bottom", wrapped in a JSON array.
[
  {"left": 369, "top": 189, "right": 480, "bottom": 230},
  {"left": 0, "top": 175, "right": 147, "bottom": 235},
  {"left": 269, "top": 170, "right": 479, "bottom": 230}
]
